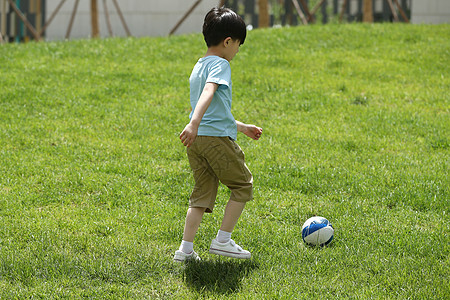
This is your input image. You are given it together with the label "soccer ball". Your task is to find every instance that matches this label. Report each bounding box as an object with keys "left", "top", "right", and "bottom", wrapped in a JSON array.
[{"left": 301, "top": 216, "right": 334, "bottom": 246}]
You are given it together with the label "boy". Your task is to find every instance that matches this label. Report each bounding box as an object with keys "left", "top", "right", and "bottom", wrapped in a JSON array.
[{"left": 174, "top": 7, "right": 262, "bottom": 262}]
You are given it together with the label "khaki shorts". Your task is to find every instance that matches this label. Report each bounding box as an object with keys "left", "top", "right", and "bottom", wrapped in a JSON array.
[{"left": 187, "top": 136, "right": 253, "bottom": 213}]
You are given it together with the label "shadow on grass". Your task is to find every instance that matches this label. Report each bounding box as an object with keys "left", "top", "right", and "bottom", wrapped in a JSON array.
[{"left": 183, "top": 259, "right": 258, "bottom": 295}]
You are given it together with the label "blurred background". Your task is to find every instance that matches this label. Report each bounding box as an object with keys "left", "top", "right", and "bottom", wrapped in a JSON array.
[{"left": 0, "top": 0, "right": 448, "bottom": 42}]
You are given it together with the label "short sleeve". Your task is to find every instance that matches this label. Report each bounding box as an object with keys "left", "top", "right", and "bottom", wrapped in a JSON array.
[{"left": 206, "top": 60, "right": 231, "bottom": 88}]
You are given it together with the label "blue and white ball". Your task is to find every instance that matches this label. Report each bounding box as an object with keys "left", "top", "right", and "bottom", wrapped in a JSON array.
[{"left": 302, "top": 216, "right": 334, "bottom": 246}]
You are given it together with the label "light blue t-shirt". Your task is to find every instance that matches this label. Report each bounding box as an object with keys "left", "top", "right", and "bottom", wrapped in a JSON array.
[{"left": 189, "top": 55, "right": 237, "bottom": 140}]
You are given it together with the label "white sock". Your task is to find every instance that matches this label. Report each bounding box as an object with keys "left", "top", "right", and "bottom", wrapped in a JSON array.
[
  {"left": 179, "top": 240, "right": 194, "bottom": 254},
  {"left": 216, "top": 230, "right": 232, "bottom": 243}
]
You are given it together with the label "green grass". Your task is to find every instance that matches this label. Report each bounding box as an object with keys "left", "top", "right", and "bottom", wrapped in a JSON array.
[{"left": 0, "top": 23, "right": 449, "bottom": 298}]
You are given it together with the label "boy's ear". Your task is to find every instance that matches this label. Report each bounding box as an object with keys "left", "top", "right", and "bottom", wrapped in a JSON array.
[{"left": 223, "top": 37, "right": 232, "bottom": 47}]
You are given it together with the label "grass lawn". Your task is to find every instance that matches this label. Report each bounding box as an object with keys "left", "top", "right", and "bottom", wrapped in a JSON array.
[{"left": 0, "top": 23, "right": 449, "bottom": 298}]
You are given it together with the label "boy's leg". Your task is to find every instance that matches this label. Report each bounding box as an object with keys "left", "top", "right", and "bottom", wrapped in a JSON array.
[
  {"left": 174, "top": 207, "right": 206, "bottom": 262},
  {"left": 183, "top": 207, "right": 207, "bottom": 242},
  {"left": 203, "top": 138, "right": 252, "bottom": 259},
  {"left": 220, "top": 200, "right": 246, "bottom": 233},
  {"left": 216, "top": 200, "right": 245, "bottom": 243},
  {"left": 211, "top": 200, "right": 250, "bottom": 258}
]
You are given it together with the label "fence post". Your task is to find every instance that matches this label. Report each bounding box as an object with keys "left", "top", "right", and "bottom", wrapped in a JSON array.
[
  {"left": 321, "top": 0, "right": 328, "bottom": 23},
  {"left": 6, "top": 0, "right": 40, "bottom": 41},
  {"left": 258, "top": 0, "right": 269, "bottom": 27},
  {"left": 244, "top": 0, "right": 256, "bottom": 27},
  {"left": 394, "top": 0, "right": 409, "bottom": 22},
  {"left": 284, "top": 0, "right": 294, "bottom": 25},
  {"left": 1, "top": 0, "right": 6, "bottom": 42},
  {"left": 363, "top": 0, "right": 373, "bottom": 22},
  {"left": 386, "top": 0, "right": 399, "bottom": 22}
]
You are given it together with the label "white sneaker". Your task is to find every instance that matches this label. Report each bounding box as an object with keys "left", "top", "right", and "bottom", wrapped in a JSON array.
[
  {"left": 209, "top": 239, "right": 251, "bottom": 259},
  {"left": 173, "top": 250, "right": 201, "bottom": 262}
]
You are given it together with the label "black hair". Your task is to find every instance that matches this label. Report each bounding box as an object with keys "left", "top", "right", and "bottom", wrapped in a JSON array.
[{"left": 202, "top": 7, "right": 247, "bottom": 47}]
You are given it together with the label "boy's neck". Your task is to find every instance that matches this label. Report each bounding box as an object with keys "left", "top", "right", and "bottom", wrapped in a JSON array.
[{"left": 204, "top": 46, "right": 224, "bottom": 59}]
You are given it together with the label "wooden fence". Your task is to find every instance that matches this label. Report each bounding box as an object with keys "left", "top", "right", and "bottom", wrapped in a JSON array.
[
  {"left": 1, "top": 0, "right": 412, "bottom": 43},
  {"left": 222, "top": 0, "right": 411, "bottom": 27},
  {"left": 0, "top": 0, "right": 45, "bottom": 42}
]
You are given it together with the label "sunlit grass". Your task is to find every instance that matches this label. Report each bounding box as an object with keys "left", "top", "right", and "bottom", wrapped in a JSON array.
[{"left": 0, "top": 23, "right": 449, "bottom": 298}]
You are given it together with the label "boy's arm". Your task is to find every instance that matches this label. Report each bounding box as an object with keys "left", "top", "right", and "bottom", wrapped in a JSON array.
[
  {"left": 236, "top": 121, "right": 263, "bottom": 141},
  {"left": 180, "top": 82, "right": 219, "bottom": 147}
]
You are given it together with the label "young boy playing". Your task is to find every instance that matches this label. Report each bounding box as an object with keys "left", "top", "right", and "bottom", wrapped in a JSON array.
[{"left": 174, "top": 7, "right": 263, "bottom": 262}]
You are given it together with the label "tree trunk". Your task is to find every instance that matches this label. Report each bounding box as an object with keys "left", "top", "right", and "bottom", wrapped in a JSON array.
[{"left": 91, "top": 0, "right": 99, "bottom": 38}]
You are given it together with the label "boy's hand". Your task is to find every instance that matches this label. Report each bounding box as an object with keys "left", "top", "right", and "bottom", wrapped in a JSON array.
[
  {"left": 236, "top": 121, "right": 263, "bottom": 141},
  {"left": 243, "top": 125, "right": 263, "bottom": 140},
  {"left": 180, "top": 123, "right": 198, "bottom": 147}
]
